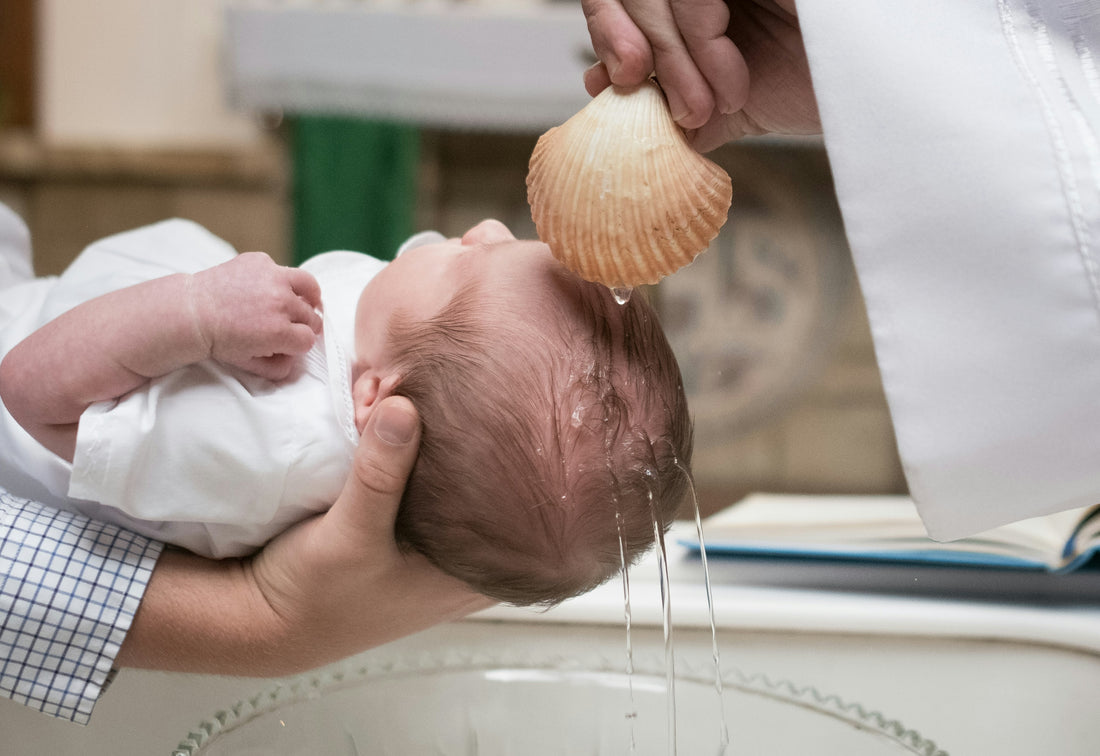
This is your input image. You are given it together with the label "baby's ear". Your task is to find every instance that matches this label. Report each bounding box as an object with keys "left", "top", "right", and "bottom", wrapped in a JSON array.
[
  {"left": 351, "top": 372, "right": 380, "bottom": 435},
  {"left": 377, "top": 373, "right": 403, "bottom": 400},
  {"left": 351, "top": 371, "right": 404, "bottom": 435}
]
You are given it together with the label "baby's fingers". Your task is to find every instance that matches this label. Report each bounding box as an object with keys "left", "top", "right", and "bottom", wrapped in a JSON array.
[
  {"left": 287, "top": 268, "right": 323, "bottom": 312},
  {"left": 242, "top": 354, "right": 295, "bottom": 382},
  {"left": 283, "top": 291, "right": 323, "bottom": 338},
  {"left": 237, "top": 321, "right": 318, "bottom": 380},
  {"left": 270, "top": 321, "right": 320, "bottom": 358}
]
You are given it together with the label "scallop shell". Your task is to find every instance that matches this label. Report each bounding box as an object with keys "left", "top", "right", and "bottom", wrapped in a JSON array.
[{"left": 527, "top": 80, "right": 732, "bottom": 288}]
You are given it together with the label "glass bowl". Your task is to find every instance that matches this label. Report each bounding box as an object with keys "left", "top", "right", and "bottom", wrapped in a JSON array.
[{"left": 173, "top": 649, "right": 948, "bottom": 755}]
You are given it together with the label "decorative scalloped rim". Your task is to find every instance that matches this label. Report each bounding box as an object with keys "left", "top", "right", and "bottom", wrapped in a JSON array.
[{"left": 173, "top": 649, "right": 948, "bottom": 755}]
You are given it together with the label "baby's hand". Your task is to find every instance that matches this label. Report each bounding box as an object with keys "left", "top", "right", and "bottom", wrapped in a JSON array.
[{"left": 190, "top": 252, "right": 323, "bottom": 381}]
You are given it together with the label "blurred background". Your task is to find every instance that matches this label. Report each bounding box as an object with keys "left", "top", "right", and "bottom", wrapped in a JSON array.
[{"left": 0, "top": 0, "right": 906, "bottom": 517}]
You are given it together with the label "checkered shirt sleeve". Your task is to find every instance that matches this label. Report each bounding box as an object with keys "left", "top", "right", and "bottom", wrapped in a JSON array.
[{"left": 0, "top": 489, "right": 162, "bottom": 724}]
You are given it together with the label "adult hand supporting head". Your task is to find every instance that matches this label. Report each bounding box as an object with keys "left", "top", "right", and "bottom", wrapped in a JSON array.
[
  {"left": 582, "top": 0, "right": 821, "bottom": 151},
  {"left": 117, "top": 396, "right": 492, "bottom": 676}
]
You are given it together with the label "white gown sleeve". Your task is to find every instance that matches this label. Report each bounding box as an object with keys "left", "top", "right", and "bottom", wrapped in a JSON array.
[
  {"left": 797, "top": 0, "right": 1100, "bottom": 539},
  {"left": 68, "top": 361, "right": 350, "bottom": 559},
  {"left": 1, "top": 217, "right": 242, "bottom": 509},
  {"left": 71, "top": 364, "right": 290, "bottom": 523}
]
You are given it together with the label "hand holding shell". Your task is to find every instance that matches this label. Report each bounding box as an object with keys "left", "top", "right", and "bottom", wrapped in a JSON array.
[{"left": 527, "top": 80, "right": 733, "bottom": 288}]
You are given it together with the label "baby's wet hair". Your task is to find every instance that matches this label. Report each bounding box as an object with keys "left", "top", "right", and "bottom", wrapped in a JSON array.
[{"left": 388, "top": 269, "right": 692, "bottom": 606}]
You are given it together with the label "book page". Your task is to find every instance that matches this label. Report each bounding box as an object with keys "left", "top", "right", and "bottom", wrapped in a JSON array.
[{"left": 700, "top": 494, "right": 1096, "bottom": 568}]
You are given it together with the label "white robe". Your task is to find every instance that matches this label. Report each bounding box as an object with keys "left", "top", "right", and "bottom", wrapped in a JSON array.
[
  {"left": 797, "top": 0, "right": 1100, "bottom": 539},
  {"left": 0, "top": 216, "right": 389, "bottom": 557}
]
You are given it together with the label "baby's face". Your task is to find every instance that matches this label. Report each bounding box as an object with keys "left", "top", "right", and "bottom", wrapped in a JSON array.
[{"left": 353, "top": 219, "right": 576, "bottom": 386}]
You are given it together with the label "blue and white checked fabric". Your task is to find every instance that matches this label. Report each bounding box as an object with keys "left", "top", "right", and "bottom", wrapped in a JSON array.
[{"left": 0, "top": 489, "right": 161, "bottom": 724}]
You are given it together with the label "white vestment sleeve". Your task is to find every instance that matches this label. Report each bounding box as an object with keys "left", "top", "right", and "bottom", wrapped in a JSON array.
[{"left": 797, "top": 0, "right": 1100, "bottom": 539}]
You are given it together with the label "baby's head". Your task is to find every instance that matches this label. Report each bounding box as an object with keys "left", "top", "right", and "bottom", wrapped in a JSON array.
[{"left": 352, "top": 220, "right": 693, "bottom": 606}]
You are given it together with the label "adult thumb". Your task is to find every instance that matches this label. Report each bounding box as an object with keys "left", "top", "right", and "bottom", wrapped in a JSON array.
[{"left": 337, "top": 395, "right": 421, "bottom": 535}]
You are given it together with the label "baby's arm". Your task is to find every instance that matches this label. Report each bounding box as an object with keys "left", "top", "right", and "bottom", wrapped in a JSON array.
[{"left": 0, "top": 252, "right": 322, "bottom": 461}]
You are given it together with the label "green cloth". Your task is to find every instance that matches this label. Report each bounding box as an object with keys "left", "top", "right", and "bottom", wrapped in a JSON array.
[{"left": 291, "top": 116, "right": 419, "bottom": 265}]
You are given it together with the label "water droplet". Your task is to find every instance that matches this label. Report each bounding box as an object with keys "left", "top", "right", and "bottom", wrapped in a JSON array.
[{"left": 611, "top": 286, "right": 634, "bottom": 305}]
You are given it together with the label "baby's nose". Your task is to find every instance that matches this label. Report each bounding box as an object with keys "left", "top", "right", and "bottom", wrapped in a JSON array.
[{"left": 461, "top": 219, "right": 515, "bottom": 246}]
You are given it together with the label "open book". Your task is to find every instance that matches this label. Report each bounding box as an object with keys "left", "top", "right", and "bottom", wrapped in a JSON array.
[{"left": 685, "top": 494, "right": 1100, "bottom": 572}]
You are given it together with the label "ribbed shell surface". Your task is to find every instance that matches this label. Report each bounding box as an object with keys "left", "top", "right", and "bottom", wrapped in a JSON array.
[{"left": 527, "top": 80, "right": 732, "bottom": 288}]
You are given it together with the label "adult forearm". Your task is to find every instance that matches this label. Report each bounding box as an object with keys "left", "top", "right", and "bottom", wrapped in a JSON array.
[
  {"left": 115, "top": 549, "right": 301, "bottom": 677},
  {"left": 117, "top": 398, "right": 495, "bottom": 677},
  {"left": 118, "top": 539, "right": 487, "bottom": 679}
]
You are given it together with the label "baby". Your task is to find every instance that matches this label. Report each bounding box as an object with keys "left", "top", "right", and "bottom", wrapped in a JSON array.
[{"left": 0, "top": 210, "right": 692, "bottom": 606}]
